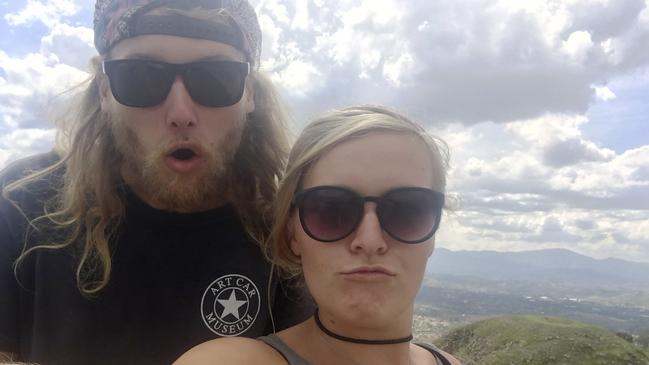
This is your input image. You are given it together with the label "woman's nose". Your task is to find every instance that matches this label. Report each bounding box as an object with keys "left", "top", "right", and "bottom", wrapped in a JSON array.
[{"left": 349, "top": 204, "right": 389, "bottom": 255}]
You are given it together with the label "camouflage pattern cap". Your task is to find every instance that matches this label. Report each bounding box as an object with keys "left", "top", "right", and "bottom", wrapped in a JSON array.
[{"left": 94, "top": 0, "right": 261, "bottom": 66}]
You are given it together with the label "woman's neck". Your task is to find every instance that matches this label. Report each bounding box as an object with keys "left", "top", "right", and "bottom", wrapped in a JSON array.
[
  {"left": 314, "top": 308, "right": 413, "bottom": 345},
  {"left": 280, "top": 316, "right": 417, "bottom": 365},
  {"left": 317, "top": 307, "right": 414, "bottom": 343}
]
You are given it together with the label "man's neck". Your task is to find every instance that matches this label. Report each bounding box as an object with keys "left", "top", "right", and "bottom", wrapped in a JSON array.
[{"left": 129, "top": 184, "right": 224, "bottom": 213}]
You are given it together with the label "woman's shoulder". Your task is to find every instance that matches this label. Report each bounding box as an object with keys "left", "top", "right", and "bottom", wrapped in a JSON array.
[
  {"left": 173, "top": 337, "right": 288, "bottom": 365},
  {"left": 436, "top": 349, "right": 463, "bottom": 365}
]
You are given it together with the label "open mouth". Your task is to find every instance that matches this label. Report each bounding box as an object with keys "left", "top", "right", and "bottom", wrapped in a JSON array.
[
  {"left": 164, "top": 146, "right": 203, "bottom": 173},
  {"left": 170, "top": 148, "right": 197, "bottom": 161}
]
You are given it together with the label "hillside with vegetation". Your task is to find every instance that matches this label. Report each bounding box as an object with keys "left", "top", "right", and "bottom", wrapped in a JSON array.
[
  {"left": 436, "top": 315, "right": 649, "bottom": 365},
  {"left": 417, "top": 248, "right": 649, "bottom": 339}
]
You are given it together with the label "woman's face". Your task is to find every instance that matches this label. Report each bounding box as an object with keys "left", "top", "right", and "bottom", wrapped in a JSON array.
[{"left": 290, "top": 131, "right": 439, "bottom": 330}]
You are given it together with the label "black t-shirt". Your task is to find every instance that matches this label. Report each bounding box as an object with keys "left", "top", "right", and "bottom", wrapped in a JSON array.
[{"left": 0, "top": 152, "right": 312, "bottom": 365}]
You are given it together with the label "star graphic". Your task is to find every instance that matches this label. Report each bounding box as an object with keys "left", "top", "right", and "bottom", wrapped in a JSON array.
[{"left": 217, "top": 289, "right": 247, "bottom": 320}]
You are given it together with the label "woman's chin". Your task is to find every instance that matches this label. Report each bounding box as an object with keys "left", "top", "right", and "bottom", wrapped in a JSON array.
[{"left": 324, "top": 302, "right": 400, "bottom": 327}]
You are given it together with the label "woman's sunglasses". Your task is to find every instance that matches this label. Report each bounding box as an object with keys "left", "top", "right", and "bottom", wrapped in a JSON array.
[
  {"left": 293, "top": 186, "right": 445, "bottom": 244},
  {"left": 102, "top": 59, "right": 250, "bottom": 108}
]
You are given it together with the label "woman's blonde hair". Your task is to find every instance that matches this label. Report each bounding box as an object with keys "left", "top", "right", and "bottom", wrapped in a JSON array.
[
  {"left": 2, "top": 7, "right": 289, "bottom": 295},
  {"left": 266, "top": 105, "right": 449, "bottom": 278}
]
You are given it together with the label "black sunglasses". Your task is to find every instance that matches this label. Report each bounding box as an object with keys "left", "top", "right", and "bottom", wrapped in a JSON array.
[
  {"left": 102, "top": 59, "right": 250, "bottom": 108},
  {"left": 293, "top": 186, "right": 445, "bottom": 244}
]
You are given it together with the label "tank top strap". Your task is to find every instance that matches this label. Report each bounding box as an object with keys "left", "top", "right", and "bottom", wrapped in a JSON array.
[
  {"left": 258, "top": 334, "right": 312, "bottom": 365},
  {"left": 413, "top": 342, "right": 454, "bottom": 365},
  {"left": 258, "top": 335, "right": 456, "bottom": 365}
]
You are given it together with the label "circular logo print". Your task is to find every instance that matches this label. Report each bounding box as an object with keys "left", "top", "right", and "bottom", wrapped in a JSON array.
[{"left": 201, "top": 274, "right": 260, "bottom": 336}]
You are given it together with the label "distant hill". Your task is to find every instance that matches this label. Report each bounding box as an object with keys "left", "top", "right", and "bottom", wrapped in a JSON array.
[
  {"left": 427, "top": 248, "right": 649, "bottom": 288},
  {"left": 437, "top": 315, "right": 649, "bottom": 365}
]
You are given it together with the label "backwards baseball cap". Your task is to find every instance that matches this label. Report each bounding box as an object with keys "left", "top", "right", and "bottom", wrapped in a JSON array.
[{"left": 94, "top": 0, "right": 261, "bottom": 66}]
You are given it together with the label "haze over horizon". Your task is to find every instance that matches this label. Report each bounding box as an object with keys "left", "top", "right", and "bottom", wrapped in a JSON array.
[
  {"left": 435, "top": 246, "right": 649, "bottom": 264},
  {"left": 1, "top": 0, "right": 648, "bottom": 262}
]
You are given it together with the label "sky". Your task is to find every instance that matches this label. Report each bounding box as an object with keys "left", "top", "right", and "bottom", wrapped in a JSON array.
[{"left": 0, "top": 0, "right": 648, "bottom": 262}]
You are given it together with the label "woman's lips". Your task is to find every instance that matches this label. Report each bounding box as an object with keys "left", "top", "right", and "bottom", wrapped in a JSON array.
[{"left": 340, "top": 266, "right": 396, "bottom": 281}]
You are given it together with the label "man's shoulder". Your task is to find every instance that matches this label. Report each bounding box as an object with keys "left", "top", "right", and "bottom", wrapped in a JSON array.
[
  {"left": 0, "top": 151, "right": 63, "bottom": 218},
  {"left": 0, "top": 151, "right": 62, "bottom": 186}
]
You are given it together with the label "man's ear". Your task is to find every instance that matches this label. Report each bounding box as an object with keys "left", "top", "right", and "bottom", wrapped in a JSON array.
[
  {"left": 97, "top": 72, "right": 111, "bottom": 112},
  {"left": 244, "top": 76, "right": 255, "bottom": 114}
]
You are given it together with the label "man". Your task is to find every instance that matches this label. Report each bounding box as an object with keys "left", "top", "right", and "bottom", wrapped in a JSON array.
[{"left": 0, "top": 1, "right": 310, "bottom": 364}]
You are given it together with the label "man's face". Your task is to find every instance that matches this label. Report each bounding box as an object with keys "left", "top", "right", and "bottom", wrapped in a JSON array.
[{"left": 100, "top": 34, "right": 255, "bottom": 212}]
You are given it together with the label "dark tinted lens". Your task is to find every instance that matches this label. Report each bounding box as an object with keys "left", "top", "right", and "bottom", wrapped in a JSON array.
[
  {"left": 379, "top": 189, "right": 441, "bottom": 243},
  {"left": 104, "top": 60, "right": 174, "bottom": 107},
  {"left": 300, "top": 188, "right": 362, "bottom": 242},
  {"left": 183, "top": 61, "right": 248, "bottom": 107}
]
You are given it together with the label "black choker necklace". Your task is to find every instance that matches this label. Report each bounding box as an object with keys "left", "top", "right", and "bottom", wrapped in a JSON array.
[{"left": 314, "top": 309, "right": 413, "bottom": 345}]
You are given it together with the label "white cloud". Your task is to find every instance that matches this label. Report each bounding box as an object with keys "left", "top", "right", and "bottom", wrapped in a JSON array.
[
  {"left": 1, "top": 1, "right": 91, "bottom": 148},
  {"left": 258, "top": 0, "right": 291, "bottom": 26},
  {"left": 542, "top": 138, "right": 614, "bottom": 167},
  {"left": 313, "top": 0, "right": 404, "bottom": 69},
  {"left": 0, "top": 128, "right": 56, "bottom": 168},
  {"left": 259, "top": 14, "right": 283, "bottom": 60},
  {"left": 40, "top": 23, "right": 95, "bottom": 70},
  {"left": 272, "top": 59, "right": 321, "bottom": 96},
  {"left": 561, "top": 31, "right": 594, "bottom": 63},
  {"left": 253, "top": 0, "right": 649, "bottom": 125},
  {"left": 5, "top": 0, "right": 80, "bottom": 29},
  {"left": 340, "top": 0, "right": 403, "bottom": 27},
  {"left": 593, "top": 85, "right": 617, "bottom": 101},
  {"left": 435, "top": 113, "right": 649, "bottom": 261},
  {"left": 0, "top": 50, "right": 89, "bottom": 130},
  {"left": 0, "top": 0, "right": 647, "bottom": 264},
  {"left": 506, "top": 114, "right": 587, "bottom": 144},
  {"left": 291, "top": 0, "right": 310, "bottom": 30},
  {"left": 383, "top": 53, "right": 414, "bottom": 87}
]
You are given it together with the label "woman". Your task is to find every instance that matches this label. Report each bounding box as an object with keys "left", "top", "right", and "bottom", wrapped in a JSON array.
[{"left": 175, "top": 106, "right": 461, "bottom": 365}]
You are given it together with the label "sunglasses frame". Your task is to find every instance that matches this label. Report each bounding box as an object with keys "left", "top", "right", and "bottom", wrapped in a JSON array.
[
  {"left": 293, "top": 185, "right": 445, "bottom": 244},
  {"left": 102, "top": 59, "right": 250, "bottom": 108}
]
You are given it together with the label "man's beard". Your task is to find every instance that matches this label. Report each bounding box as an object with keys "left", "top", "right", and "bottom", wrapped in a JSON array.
[{"left": 110, "top": 118, "right": 243, "bottom": 212}]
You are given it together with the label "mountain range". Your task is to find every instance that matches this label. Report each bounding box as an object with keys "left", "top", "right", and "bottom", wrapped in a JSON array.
[{"left": 426, "top": 248, "right": 649, "bottom": 288}]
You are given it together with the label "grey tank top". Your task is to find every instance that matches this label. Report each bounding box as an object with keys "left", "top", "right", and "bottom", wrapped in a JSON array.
[{"left": 258, "top": 334, "right": 453, "bottom": 365}]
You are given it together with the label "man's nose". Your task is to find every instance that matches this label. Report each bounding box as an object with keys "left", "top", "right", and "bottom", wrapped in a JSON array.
[
  {"left": 349, "top": 204, "right": 389, "bottom": 255},
  {"left": 164, "top": 76, "right": 197, "bottom": 129}
]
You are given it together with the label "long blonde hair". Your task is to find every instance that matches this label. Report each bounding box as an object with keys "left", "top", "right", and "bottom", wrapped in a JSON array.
[
  {"left": 2, "top": 8, "right": 289, "bottom": 296},
  {"left": 266, "top": 105, "right": 450, "bottom": 278}
]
